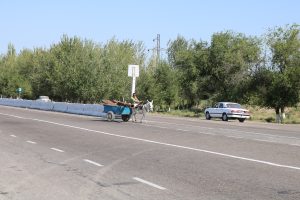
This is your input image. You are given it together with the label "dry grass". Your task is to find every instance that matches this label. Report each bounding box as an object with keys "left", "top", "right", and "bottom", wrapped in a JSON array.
[
  {"left": 155, "top": 109, "right": 202, "bottom": 118},
  {"left": 246, "top": 106, "right": 300, "bottom": 124},
  {"left": 156, "top": 105, "right": 300, "bottom": 124}
]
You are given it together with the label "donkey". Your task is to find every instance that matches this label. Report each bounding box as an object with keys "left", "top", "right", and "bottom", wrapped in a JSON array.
[{"left": 132, "top": 100, "right": 153, "bottom": 123}]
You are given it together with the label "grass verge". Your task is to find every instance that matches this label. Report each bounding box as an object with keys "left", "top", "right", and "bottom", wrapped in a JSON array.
[{"left": 155, "top": 106, "right": 300, "bottom": 124}]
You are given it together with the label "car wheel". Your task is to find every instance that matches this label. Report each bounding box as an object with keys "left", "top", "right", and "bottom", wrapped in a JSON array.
[
  {"left": 107, "top": 111, "right": 115, "bottom": 122},
  {"left": 205, "top": 112, "right": 211, "bottom": 120},
  {"left": 122, "top": 115, "right": 130, "bottom": 122},
  {"left": 238, "top": 118, "right": 245, "bottom": 123},
  {"left": 222, "top": 113, "right": 228, "bottom": 121}
]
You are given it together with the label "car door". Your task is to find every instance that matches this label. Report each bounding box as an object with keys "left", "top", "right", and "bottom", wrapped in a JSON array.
[
  {"left": 210, "top": 103, "right": 219, "bottom": 117},
  {"left": 215, "top": 103, "right": 224, "bottom": 117}
]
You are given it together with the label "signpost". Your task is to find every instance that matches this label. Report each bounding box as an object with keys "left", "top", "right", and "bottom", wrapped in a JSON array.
[
  {"left": 128, "top": 65, "right": 139, "bottom": 95},
  {"left": 16, "top": 87, "right": 22, "bottom": 99}
]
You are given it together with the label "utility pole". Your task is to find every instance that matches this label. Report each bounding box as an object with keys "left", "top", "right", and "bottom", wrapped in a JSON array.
[
  {"left": 149, "top": 34, "right": 164, "bottom": 68},
  {"left": 156, "top": 34, "right": 160, "bottom": 65}
]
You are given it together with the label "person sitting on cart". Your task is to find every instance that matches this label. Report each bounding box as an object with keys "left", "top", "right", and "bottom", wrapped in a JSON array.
[{"left": 131, "top": 93, "right": 141, "bottom": 108}]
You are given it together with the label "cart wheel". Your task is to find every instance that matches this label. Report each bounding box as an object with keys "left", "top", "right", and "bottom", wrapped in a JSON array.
[
  {"left": 107, "top": 111, "right": 115, "bottom": 121},
  {"left": 122, "top": 115, "right": 130, "bottom": 122}
]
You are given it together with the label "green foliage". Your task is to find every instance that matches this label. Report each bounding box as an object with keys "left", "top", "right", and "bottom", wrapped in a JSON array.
[
  {"left": 0, "top": 45, "right": 32, "bottom": 98},
  {"left": 252, "top": 70, "right": 299, "bottom": 108},
  {"left": 153, "top": 61, "right": 178, "bottom": 108},
  {"left": 166, "top": 32, "right": 260, "bottom": 108},
  {"left": 0, "top": 24, "right": 299, "bottom": 121},
  {"left": 251, "top": 24, "right": 300, "bottom": 113},
  {"left": 0, "top": 35, "right": 145, "bottom": 103},
  {"left": 167, "top": 37, "right": 203, "bottom": 107},
  {"left": 208, "top": 31, "right": 261, "bottom": 102},
  {"left": 49, "top": 35, "right": 101, "bottom": 102},
  {"left": 136, "top": 66, "right": 155, "bottom": 101}
]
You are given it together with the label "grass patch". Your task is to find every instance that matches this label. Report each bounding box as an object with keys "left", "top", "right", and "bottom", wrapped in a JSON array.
[
  {"left": 246, "top": 105, "right": 300, "bottom": 124},
  {"left": 156, "top": 109, "right": 202, "bottom": 118}
]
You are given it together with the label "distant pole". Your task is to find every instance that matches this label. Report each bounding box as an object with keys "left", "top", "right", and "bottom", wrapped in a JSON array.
[
  {"left": 157, "top": 34, "right": 160, "bottom": 65},
  {"left": 131, "top": 67, "right": 136, "bottom": 95},
  {"left": 128, "top": 65, "right": 139, "bottom": 95},
  {"left": 148, "top": 34, "right": 163, "bottom": 68}
]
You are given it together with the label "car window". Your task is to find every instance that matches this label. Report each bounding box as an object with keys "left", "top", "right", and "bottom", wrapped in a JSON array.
[
  {"left": 227, "top": 103, "right": 241, "bottom": 108},
  {"left": 219, "top": 103, "right": 223, "bottom": 108}
]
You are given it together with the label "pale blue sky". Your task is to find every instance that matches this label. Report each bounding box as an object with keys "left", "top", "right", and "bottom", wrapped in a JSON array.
[{"left": 1, "top": 0, "right": 299, "bottom": 55}]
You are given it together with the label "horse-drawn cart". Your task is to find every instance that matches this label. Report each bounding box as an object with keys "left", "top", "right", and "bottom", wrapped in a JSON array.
[
  {"left": 101, "top": 99, "right": 153, "bottom": 122},
  {"left": 102, "top": 100, "right": 132, "bottom": 122}
]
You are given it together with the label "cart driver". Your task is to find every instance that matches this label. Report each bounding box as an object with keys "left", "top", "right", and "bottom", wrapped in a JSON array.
[{"left": 131, "top": 92, "right": 141, "bottom": 108}]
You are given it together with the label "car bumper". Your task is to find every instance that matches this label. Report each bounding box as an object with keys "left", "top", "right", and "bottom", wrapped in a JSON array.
[{"left": 227, "top": 114, "right": 250, "bottom": 119}]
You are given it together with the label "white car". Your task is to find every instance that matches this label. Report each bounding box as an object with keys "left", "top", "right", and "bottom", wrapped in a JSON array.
[
  {"left": 36, "top": 96, "right": 51, "bottom": 102},
  {"left": 204, "top": 102, "right": 250, "bottom": 122}
]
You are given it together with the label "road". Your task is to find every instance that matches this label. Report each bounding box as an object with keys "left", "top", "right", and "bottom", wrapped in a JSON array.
[{"left": 0, "top": 105, "right": 299, "bottom": 200}]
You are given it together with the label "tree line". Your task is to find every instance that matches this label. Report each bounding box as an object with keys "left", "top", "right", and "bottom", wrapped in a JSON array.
[{"left": 0, "top": 24, "right": 299, "bottom": 122}]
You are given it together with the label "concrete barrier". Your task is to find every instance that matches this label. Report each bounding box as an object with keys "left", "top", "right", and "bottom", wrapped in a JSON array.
[
  {"left": 0, "top": 98, "right": 106, "bottom": 118},
  {"left": 30, "top": 101, "right": 42, "bottom": 109},
  {"left": 82, "top": 104, "right": 104, "bottom": 116},
  {"left": 0, "top": 98, "right": 17, "bottom": 106},
  {"left": 66, "top": 103, "right": 85, "bottom": 115},
  {"left": 53, "top": 102, "right": 68, "bottom": 113},
  {"left": 30, "top": 101, "right": 54, "bottom": 110},
  {"left": 10, "top": 99, "right": 21, "bottom": 107},
  {"left": 39, "top": 102, "right": 55, "bottom": 111},
  {"left": 19, "top": 100, "right": 33, "bottom": 108}
]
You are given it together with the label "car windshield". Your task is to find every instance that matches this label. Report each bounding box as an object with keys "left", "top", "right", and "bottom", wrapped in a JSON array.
[{"left": 226, "top": 103, "right": 242, "bottom": 108}]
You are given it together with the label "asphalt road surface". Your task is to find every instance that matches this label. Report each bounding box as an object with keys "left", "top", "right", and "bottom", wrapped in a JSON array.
[{"left": 0, "top": 105, "right": 299, "bottom": 200}]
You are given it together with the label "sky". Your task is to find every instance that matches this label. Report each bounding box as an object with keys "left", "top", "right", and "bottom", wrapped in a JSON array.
[{"left": 1, "top": 0, "right": 299, "bottom": 55}]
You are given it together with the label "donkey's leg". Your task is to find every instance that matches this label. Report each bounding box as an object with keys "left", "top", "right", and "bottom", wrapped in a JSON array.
[
  {"left": 132, "top": 109, "right": 136, "bottom": 122},
  {"left": 134, "top": 113, "right": 137, "bottom": 122},
  {"left": 140, "top": 109, "right": 145, "bottom": 123}
]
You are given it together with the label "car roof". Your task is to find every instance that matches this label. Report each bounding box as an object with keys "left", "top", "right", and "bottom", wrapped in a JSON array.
[
  {"left": 38, "top": 96, "right": 49, "bottom": 98},
  {"left": 219, "top": 102, "right": 239, "bottom": 104}
]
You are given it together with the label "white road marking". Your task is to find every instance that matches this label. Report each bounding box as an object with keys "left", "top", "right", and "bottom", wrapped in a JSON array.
[
  {"left": 26, "top": 140, "right": 36, "bottom": 144},
  {"left": 50, "top": 148, "right": 64, "bottom": 153},
  {"left": 1, "top": 113, "right": 300, "bottom": 171},
  {"left": 144, "top": 120, "right": 300, "bottom": 140},
  {"left": 291, "top": 144, "right": 300, "bottom": 147},
  {"left": 140, "top": 121, "right": 300, "bottom": 146},
  {"left": 133, "top": 177, "right": 166, "bottom": 190},
  {"left": 141, "top": 123, "right": 215, "bottom": 135},
  {"left": 83, "top": 159, "right": 103, "bottom": 167},
  {"left": 226, "top": 135, "right": 245, "bottom": 139},
  {"left": 10, "top": 134, "right": 17, "bottom": 137},
  {"left": 152, "top": 121, "right": 300, "bottom": 139},
  {"left": 146, "top": 115, "right": 289, "bottom": 130},
  {"left": 176, "top": 128, "right": 189, "bottom": 132}
]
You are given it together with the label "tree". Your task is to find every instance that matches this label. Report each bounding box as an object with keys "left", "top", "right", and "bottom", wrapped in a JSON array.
[
  {"left": 99, "top": 38, "right": 146, "bottom": 101},
  {"left": 258, "top": 24, "right": 300, "bottom": 122},
  {"left": 0, "top": 44, "right": 32, "bottom": 98},
  {"left": 153, "top": 61, "right": 178, "bottom": 111},
  {"left": 48, "top": 36, "right": 146, "bottom": 103},
  {"left": 167, "top": 36, "right": 200, "bottom": 108},
  {"left": 208, "top": 31, "right": 261, "bottom": 102},
  {"left": 136, "top": 65, "right": 156, "bottom": 103}
]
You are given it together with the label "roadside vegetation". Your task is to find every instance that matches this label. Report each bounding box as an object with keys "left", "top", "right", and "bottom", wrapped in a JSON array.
[
  {"left": 0, "top": 24, "right": 299, "bottom": 124},
  {"left": 247, "top": 105, "right": 300, "bottom": 124},
  {"left": 156, "top": 105, "right": 300, "bottom": 124}
]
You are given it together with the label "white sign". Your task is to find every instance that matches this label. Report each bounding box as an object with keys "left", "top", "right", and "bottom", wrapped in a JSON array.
[{"left": 128, "top": 65, "right": 139, "bottom": 77}]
